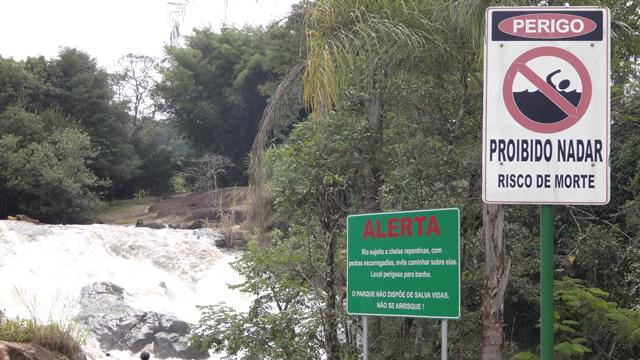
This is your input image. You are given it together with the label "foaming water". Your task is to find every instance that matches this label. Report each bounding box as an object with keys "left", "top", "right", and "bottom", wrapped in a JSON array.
[{"left": 0, "top": 220, "right": 250, "bottom": 359}]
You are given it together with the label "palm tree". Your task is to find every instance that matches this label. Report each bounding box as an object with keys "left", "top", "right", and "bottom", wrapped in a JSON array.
[
  {"left": 301, "top": 1, "right": 531, "bottom": 359},
  {"left": 253, "top": 0, "right": 533, "bottom": 358},
  {"left": 167, "top": 0, "right": 193, "bottom": 47},
  {"left": 302, "top": 3, "right": 436, "bottom": 358}
]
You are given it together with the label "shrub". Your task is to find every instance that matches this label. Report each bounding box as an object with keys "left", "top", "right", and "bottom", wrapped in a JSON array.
[
  {"left": 0, "top": 317, "right": 84, "bottom": 359},
  {"left": 0, "top": 318, "right": 37, "bottom": 343}
]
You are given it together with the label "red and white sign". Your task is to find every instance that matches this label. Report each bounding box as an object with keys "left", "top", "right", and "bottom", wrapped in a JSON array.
[
  {"left": 498, "top": 13, "right": 598, "bottom": 39},
  {"left": 483, "top": 7, "right": 610, "bottom": 204},
  {"left": 503, "top": 46, "right": 592, "bottom": 133}
]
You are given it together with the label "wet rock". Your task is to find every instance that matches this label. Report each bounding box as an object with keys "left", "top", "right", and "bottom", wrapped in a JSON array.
[
  {"left": 77, "top": 282, "right": 206, "bottom": 359},
  {"left": 159, "top": 318, "right": 189, "bottom": 334},
  {"left": 232, "top": 229, "right": 250, "bottom": 248},
  {"left": 135, "top": 219, "right": 165, "bottom": 229},
  {"left": 214, "top": 237, "right": 229, "bottom": 248},
  {"left": 153, "top": 332, "right": 208, "bottom": 359},
  {"left": 185, "top": 208, "right": 246, "bottom": 226},
  {"left": 217, "top": 226, "right": 250, "bottom": 248},
  {"left": 16, "top": 214, "right": 40, "bottom": 224},
  {"left": 74, "top": 350, "right": 88, "bottom": 360},
  {"left": 183, "top": 219, "right": 206, "bottom": 229}
]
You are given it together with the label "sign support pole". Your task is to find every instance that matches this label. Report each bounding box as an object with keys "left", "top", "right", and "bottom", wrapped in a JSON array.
[
  {"left": 362, "top": 316, "right": 368, "bottom": 360},
  {"left": 441, "top": 319, "right": 448, "bottom": 360},
  {"left": 540, "top": 205, "right": 555, "bottom": 359}
]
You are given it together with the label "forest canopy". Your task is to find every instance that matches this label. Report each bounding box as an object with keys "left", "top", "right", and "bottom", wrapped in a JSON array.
[
  {"left": 0, "top": 9, "right": 305, "bottom": 222},
  {"left": 1, "top": 1, "right": 640, "bottom": 359}
]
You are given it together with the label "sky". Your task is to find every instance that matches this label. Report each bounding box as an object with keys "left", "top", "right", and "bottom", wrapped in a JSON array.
[{"left": 0, "top": 0, "right": 299, "bottom": 70}]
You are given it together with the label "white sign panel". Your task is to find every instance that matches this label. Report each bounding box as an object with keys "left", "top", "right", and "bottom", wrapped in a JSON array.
[{"left": 483, "top": 7, "right": 610, "bottom": 204}]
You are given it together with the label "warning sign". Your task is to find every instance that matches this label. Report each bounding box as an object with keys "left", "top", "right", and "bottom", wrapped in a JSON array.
[
  {"left": 503, "top": 47, "right": 592, "bottom": 133},
  {"left": 483, "top": 7, "right": 610, "bottom": 205}
]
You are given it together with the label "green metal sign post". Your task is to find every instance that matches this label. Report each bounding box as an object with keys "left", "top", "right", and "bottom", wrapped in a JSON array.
[
  {"left": 540, "top": 205, "right": 555, "bottom": 359},
  {"left": 347, "top": 208, "right": 460, "bottom": 319}
]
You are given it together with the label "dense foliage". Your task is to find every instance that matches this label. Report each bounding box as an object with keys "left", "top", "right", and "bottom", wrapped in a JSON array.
[
  {"left": 0, "top": 5, "right": 306, "bottom": 222},
  {"left": 2, "top": 0, "right": 640, "bottom": 358},
  {"left": 0, "top": 49, "right": 188, "bottom": 222},
  {"left": 191, "top": 0, "right": 640, "bottom": 359},
  {"left": 0, "top": 106, "right": 102, "bottom": 222},
  {"left": 156, "top": 14, "right": 305, "bottom": 184},
  {"left": 0, "top": 50, "right": 133, "bottom": 222}
]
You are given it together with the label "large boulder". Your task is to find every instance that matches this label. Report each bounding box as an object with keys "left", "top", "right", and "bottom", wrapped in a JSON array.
[
  {"left": 183, "top": 219, "right": 206, "bottom": 230},
  {"left": 0, "top": 342, "right": 59, "bottom": 360},
  {"left": 216, "top": 226, "right": 250, "bottom": 248},
  {"left": 77, "top": 282, "right": 208, "bottom": 359},
  {"left": 153, "top": 332, "right": 208, "bottom": 359},
  {"left": 15, "top": 215, "right": 40, "bottom": 224},
  {"left": 135, "top": 219, "right": 166, "bottom": 229}
]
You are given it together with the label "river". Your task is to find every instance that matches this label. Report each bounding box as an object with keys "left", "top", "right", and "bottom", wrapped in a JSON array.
[{"left": 0, "top": 220, "right": 250, "bottom": 359}]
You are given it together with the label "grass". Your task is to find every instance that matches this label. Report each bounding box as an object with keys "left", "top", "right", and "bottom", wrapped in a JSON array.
[
  {"left": 214, "top": 186, "right": 241, "bottom": 247},
  {"left": 89, "top": 197, "right": 156, "bottom": 224},
  {"left": 0, "top": 288, "right": 86, "bottom": 359},
  {"left": 0, "top": 317, "right": 84, "bottom": 359},
  {"left": 0, "top": 317, "right": 37, "bottom": 343}
]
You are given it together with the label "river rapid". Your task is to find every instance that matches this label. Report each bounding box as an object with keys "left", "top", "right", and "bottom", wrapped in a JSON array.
[{"left": 0, "top": 220, "right": 250, "bottom": 360}]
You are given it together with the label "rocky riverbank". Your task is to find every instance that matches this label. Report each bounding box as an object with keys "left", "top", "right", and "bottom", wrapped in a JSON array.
[
  {"left": 97, "top": 188, "right": 248, "bottom": 226},
  {"left": 77, "top": 282, "right": 208, "bottom": 359},
  {"left": 0, "top": 221, "right": 252, "bottom": 360},
  {"left": 97, "top": 188, "right": 250, "bottom": 248}
]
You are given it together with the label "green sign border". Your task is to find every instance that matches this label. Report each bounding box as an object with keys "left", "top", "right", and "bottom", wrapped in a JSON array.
[{"left": 346, "top": 208, "right": 461, "bottom": 319}]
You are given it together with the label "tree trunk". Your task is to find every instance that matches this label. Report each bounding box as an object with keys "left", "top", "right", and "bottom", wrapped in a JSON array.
[
  {"left": 481, "top": 204, "right": 511, "bottom": 360},
  {"left": 323, "top": 227, "right": 340, "bottom": 360},
  {"left": 319, "top": 186, "right": 346, "bottom": 360},
  {"left": 363, "top": 90, "right": 383, "bottom": 213},
  {"left": 363, "top": 88, "right": 384, "bottom": 342}
]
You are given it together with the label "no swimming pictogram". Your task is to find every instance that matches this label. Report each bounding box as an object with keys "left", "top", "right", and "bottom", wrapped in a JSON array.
[{"left": 502, "top": 46, "right": 592, "bottom": 133}]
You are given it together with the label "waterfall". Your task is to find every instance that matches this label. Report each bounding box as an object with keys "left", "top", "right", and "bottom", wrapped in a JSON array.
[{"left": 0, "top": 220, "right": 251, "bottom": 359}]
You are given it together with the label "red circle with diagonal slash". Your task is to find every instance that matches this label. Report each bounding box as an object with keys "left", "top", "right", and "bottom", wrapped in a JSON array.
[{"left": 503, "top": 46, "right": 592, "bottom": 133}]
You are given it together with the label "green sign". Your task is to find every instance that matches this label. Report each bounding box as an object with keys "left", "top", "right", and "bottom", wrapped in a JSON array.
[{"left": 347, "top": 208, "right": 460, "bottom": 319}]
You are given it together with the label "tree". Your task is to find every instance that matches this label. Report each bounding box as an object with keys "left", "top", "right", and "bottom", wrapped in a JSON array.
[
  {"left": 0, "top": 56, "right": 48, "bottom": 111},
  {"left": 182, "top": 153, "right": 234, "bottom": 191},
  {"left": 122, "top": 121, "right": 186, "bottom": 196},
  {"left": 157, "top": 27, "right": 274, "bottom": 184},
  {"left": 301, "top": 1, "right": 508, "bottom": 357},
  {"left": 482, "top": 204, "right": 510, "bottom": 358},
  {"left": 194, "top": 115, "right": 363, "bottom": 360},
  {"left": 193, "top": 237, "right": 325, "bottom": 360},
  {"left": 113, "top": 54, "right": 158, "bottom": 136},
  {"left": 302, "top": 3, "right": 441, "bottom": 355},
  {"left": 0, "top": 106, "right": 103, "bottom": 222},
  {"left": 45, "top": 48, "right": 142, "bottom": 197},
  {"left": 199, "top": 0, "right": 640, "bottom": 358},
  {"left": 111, "top": 54, "right": 185, "bottom": 197}
]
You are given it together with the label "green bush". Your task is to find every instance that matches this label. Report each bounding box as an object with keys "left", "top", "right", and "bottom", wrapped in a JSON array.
[
  {"left": 0, "top": 107, "right": 104, "bottom": 222},
  {"left": 0, "top": 318, "right": 37, "bottom": 343}
]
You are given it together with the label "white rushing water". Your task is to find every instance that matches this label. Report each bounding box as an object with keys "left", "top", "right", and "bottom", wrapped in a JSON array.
[{"left": 0, "top": 220, "right": 251, "bottom": 359}]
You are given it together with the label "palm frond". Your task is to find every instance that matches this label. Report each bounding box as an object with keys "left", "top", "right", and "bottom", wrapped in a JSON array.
[{"left": 248, "top": 62, "right": 306, "bottom": 231}]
